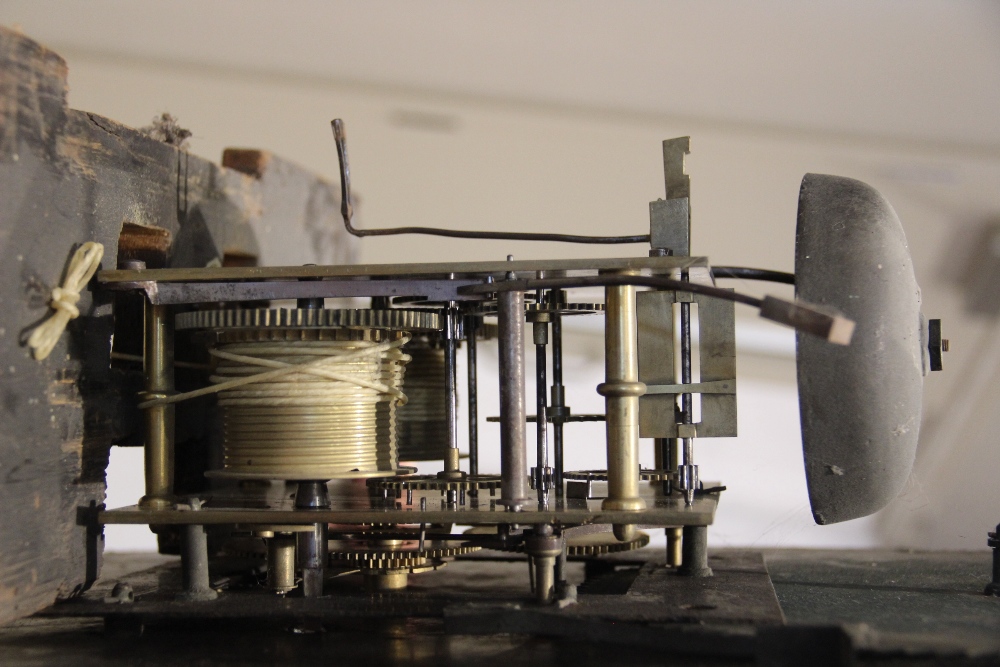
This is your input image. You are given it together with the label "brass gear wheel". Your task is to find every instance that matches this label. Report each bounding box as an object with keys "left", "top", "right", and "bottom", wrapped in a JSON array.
[
  {"left": 564, "top": 469, "right": 675, "bottom": 482},
  {"left": 360, "top": 561, "right": 443, "bottom": 578},
  {"left": 462, "top": 526, "right": 650, "bottom": 556},
  {"left": 327, "top": 540, "right": 481, "bottom": 571},
  {"left": 526, "top": 302, "right": 604, "bottom": 316},
  {"left": 475, "top": 301, "right": 604, "bottom": 317},
  {"left": 565, "top": 531, "right": 650, "bottom": 556},
  {"left": 222, "top": 537, "right": 480, "bottom": 568},
  {"left": 176, "top": 307, "right": 441, "bottom": 332},
  {"left": 369, "top": 473, "right": 502, "bottom": 494}
]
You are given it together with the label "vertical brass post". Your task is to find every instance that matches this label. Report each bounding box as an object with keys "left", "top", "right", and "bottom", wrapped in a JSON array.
[
  {"left": 176, "top": 498, "right": 217, "bottom": 601},
  {"left": 679, "top": 525, "right": 713, "bottom": 577},
  {"left": 267, "top": 533, "right": 297, "bottom": 594},
  {"left": 654, "top": 437, "right": 683, "bottom": 566},
  {"left": 598, "top": 272, "right": 646, "bottom": 541},
  {"left": 139, "top": 301, "right": 175, "bottom": 510},
  {"left": 525, "top": 525, "right": 562, "bottom": 604},
  {"left": 666, "top": 436, "right": 683, "bottom": 566},
  {"left": 295, "top": 481, "right": 329, "bottom": 598}
]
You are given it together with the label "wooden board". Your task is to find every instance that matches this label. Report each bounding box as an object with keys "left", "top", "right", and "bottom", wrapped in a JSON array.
[{"left": 0, "top": 26, "right": 354, "bottom": 625}]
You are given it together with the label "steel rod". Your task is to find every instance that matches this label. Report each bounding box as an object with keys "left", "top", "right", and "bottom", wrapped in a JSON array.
[
  {"left": 679, "top": 525, "right": 713, "bottom": 577},
  {"left": 525, "top": 525, "right": 561, "bottom": 604},
  {"left": 177, "top": 499, "right": 217, "bottom": 601},
  {"left": 467, "top": 314, "right": 479, "bottom": 477},
  {"left": 665, "top": 436, "right": 682, "bottom": 566},
  {"left": 139, "top": 301, "right": 175, "bottom": 510},
  {"left": 711, "top": 266, "right": 795, "bottom": 284},
  {"left": 331, "top": 120, "right": 646, "bottom": 244},
  {"left": 498, "top": 289, "right": 528, "bottom": 510},
  {"left": 679, "top": 269, "right": 698, "bottom": 506},
  {"left": 443, "top": 304, "right": 459, "bottom": 463},
  {"left": 295, "top": 481, "right": 330, "bottom": 598},
  {"left": 551, "top": 311, "right": 565, "bottom": 499},
  {"left": 534, "top": 292, "right": 549, "bottom": 500}
]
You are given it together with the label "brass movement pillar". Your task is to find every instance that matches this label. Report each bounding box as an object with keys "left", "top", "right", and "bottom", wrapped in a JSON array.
[
  {"left": 177, "top": 498, "right": 218, "bottom": 601},
  {"left": 267, "top": 533, "right": 297, "bottom": 594},
  {"left": 598, "top": 274, "right": 646, "bottom": 541},
  {"left": 295, "top": 481, "right": 330, "bottom": 598},
  {"left": 525, "top": 525, "right": 562, "bottom": 604},
  {"left": 656, "top": 437, "right": 683, "bottom": 567},
  {"left": 139, "top": 301, "right": 175, "bottom": 510}
]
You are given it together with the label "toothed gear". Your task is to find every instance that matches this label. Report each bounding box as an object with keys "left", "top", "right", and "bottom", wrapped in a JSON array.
[
  {"left": 361, "top": 561, "right": 443, "bottom": 577},
  {"left": 330, "top": 550, "right": 427, "bottom": 570},
  {"left": 462, "top": 526, "right": 650, "bottom": 556},
  {"left": 176, "top": 307, "right": 441, "bottom": 332},
  {"left": 564, "top": 469, "right": 675, "bottom": 482},
  {"left": 475, "top": 301, "right": 604, "bottom": 317},
  {"left": 369, "top": 474, "right": 502, "bottom": 493},
  {"left": 221, "top": 537, "right": 481, "bottom": 567},
  {"left": 564, "top": 531, "right": 650, "bottom": 556},
  {"left": 526, "top": 302, "right": 604, "bottom": 315},
  {"left": 327, "top": 541, "right": 481, "bottom": 570}
]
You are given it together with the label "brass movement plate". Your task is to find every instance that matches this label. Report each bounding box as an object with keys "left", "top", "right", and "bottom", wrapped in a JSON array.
[
  {"left": 99, "top": 255, "right": 709, "bottom": 284},
  {"left": 100, "top": 485, "right": 719, "bottom": 528}
]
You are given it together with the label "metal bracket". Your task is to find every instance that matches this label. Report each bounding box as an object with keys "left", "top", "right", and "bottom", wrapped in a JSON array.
[
  {"left": 649, "top": 137, "right": 691, "bottom": 256},
  {"left": 566, "top": 479, "right": 598, "bottom": 500},
  {"left": 637, "top": 288, "right": 737, "bottom": 438}
]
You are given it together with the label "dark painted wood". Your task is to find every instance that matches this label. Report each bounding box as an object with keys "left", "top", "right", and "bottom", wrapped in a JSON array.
[{"left": 0, "top": 26, "right": 353, "bottom": 625}]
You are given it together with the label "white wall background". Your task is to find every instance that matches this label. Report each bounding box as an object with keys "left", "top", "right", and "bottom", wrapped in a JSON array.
[{"left": 3, "top": 1, "right": 997, "bottom": 552}]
